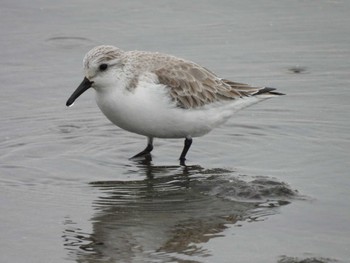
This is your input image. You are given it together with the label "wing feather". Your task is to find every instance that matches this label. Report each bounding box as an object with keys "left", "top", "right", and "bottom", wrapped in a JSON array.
[
  {"left": 130, "top": 52, "right": 273, "bottom": 109},
  {"left": 155, "top": 62, "right": 246, "bottom": 108}
]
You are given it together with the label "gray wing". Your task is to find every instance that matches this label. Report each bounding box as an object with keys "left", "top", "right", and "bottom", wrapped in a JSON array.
[{"left": 154, "top": 61, "right": 263, "bottom": 109}]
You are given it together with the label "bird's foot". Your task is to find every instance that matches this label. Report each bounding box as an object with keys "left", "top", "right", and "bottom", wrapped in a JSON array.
[{"left": 130, "top": 144, "right": 153, "bottom": 159}]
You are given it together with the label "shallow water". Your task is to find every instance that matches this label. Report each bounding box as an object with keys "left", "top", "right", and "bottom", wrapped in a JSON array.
[{"left": 1, "top": 1, "right": 350, "bottom": 262}]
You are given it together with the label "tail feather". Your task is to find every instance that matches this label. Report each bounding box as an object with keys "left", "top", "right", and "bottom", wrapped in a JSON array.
[
  {"left": 253, "top": 87, "right": 285, "bottom": 96},
  {"left": 222, "top": 79, "right": 285, "bottom": 97}
]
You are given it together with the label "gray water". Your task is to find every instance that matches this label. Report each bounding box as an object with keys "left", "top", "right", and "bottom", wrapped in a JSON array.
[{"left": 1, "top": 1, "right": 350, "bottom": 262}]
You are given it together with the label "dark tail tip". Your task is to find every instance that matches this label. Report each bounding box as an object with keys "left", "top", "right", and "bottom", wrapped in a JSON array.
[{"left": 254, "top": 87, "right": 285, "bottom": 96}]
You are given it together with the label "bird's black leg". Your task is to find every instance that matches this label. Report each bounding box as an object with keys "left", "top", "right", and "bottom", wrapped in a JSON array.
[
  {"left": 131, "top": 137, "right": 153, "bottom": 159},
  {"left": 179, "top": 136, "right": 192, "bottom": 165}
]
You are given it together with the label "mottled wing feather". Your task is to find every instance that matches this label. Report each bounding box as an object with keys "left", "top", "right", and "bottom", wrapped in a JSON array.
[
  {"left": 154, "top": 62, "right": 246, "bottom": 109},
  {"left": 129, "top": 51, "right": 271, "bottom": 109}
]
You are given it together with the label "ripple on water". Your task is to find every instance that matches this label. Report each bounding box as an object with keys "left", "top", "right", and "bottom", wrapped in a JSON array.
[
  {"left": 278, "top": 255, "right": 339, "bottom": 263},
  {"left": 45, "top": 36, "right": 94, "bottom": 49}
]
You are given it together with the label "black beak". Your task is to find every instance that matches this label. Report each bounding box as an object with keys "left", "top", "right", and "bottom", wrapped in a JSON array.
[{"left": 66, "top": 77, "right": 93, "bottom": 107}]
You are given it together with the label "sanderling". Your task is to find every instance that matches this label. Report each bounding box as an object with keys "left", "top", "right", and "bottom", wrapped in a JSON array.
[{"left": 66, "top": 45, "right": 284, "bottom": 163}]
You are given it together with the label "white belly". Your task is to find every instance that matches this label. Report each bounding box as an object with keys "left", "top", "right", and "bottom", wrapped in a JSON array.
[{"left": 95, "top": 84, "right": 213, "bottom": 138}]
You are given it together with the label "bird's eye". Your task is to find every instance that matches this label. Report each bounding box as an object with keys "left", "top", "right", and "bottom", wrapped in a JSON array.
[{"left": 99, "top": 63, "right": 108, "bottom": 71}]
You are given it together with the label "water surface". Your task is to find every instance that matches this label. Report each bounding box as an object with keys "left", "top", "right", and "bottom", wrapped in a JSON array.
[{"left": 1, "top": 1, "right": 350, "bottom": 262}]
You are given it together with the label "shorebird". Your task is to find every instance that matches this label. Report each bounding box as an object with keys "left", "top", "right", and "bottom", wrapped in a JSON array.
[{"left": 66, "top": 45, "right": 283, "bottom": 164}]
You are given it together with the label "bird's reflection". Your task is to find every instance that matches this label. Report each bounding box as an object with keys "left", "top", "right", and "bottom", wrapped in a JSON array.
[{"left": 63, "top": 160, "right": 296, "bottom": 262}]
